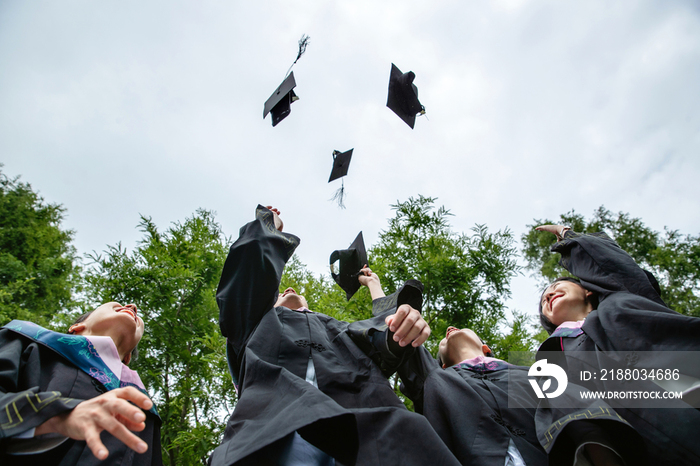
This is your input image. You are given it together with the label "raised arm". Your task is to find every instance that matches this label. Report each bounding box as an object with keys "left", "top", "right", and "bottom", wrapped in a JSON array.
[
  {"left": 536, "top": 225, "right": 664, "bottom": 304},
  {"left": 358, "top": 266, "right": 386, "bottom": 300},
  {"left": 216, "top": 205, "right": 300, "bottom": 360}
]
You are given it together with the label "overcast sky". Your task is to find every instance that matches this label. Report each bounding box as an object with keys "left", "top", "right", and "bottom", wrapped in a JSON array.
[{"left": 2, "top": 0, "right": 699, "bottom": 323}]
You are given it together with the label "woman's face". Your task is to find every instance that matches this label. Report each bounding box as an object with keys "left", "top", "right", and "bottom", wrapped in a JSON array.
[
  {"left": 541, "top": 281, "right": 593, "bottom": 326},
  {"left": 73, "top": 302, "right": 145, "bottom": 353}
]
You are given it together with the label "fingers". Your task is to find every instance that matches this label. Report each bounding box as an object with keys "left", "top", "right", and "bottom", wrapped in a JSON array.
[
  {"left": 66, "top": 388, "right": 151, "bottom": 460},
  {"left": 411, "top": 321, "right": 430, "bottom": 348},
  {"left": 385, "top": 314, "right": 394, "bottom": 327},
  {"left": 388, "top": 305, "right": 409, "bottom": 332},
  {"left": 535, "top": 224, "right": 563, "bottom": 234},
  {"left": 116, "top": 386, "right": 153, "bottom": 411},
  {"left": 270, "top": 210, "right": 283, "bottom": 231},
  {"left": 98, "top": 413, "right": 149, "bottom": 455},
  {"left": 115, "top": 412, "right": 146, "bottom": 432},
  {"left": 84, "top": 426, "right": 110, "bottom": 460},
  {"left": 264, "top": 206, "right": 282, "bottom": 217},
  {"left": 358, "top": 266, "right": 381, "bottom": 290},
  {"left": 391, "top": 305, "right": 430, "bottom": 347},
  {"left": 536, "top": 224, "right": 569, "bottom": 240}
]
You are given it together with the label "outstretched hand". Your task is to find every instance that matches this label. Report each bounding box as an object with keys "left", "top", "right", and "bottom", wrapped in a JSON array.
[
  {"left": 358, "top": 265, "right": 380, "bottom": 288},
  {"left": 358, "top": 265, "right": 386, "bottom": 299},
  {"left": 265, "top": 206, "right": 283, "bottom": 232},
  {"left": 385, "top": 304, "right": 431, "bottom": 347},
  {"left": 535, "top": 224, "right": 570, "bottom": 241},
  {"left": 35, "top": 387, "right": 153, "bottom": 461}
]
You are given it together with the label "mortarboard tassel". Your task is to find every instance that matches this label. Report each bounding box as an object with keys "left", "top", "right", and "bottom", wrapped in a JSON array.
[
  {"left": 295, "top": 34, "right": 310, "bottom": 63},
  {"left": 330, "top": 179, "right": 346, "bottom": 209},
  {"left": 285, "top": 34, "right": 310, "bottom": 78}
]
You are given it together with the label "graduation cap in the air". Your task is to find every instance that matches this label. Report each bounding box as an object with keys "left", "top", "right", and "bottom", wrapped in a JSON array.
[
  {"left": 262, "top": 35, "right": 310, "bottom": 127},
  {"left": 330, "top": 231, "right": 367, "bottom": 300},
  {"left": 328, "top": 148, "right": 353, "bottom": 208},
  {"left": 386, "top": 63, "right": 426, "bottom": 129},
  {"left": 263, "top": 72, "right": 298, "bottom": 127}
]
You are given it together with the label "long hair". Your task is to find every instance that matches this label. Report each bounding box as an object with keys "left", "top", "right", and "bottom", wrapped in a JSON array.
[{"left": 538, "top": 277, "right": 599, "bottom": 335}]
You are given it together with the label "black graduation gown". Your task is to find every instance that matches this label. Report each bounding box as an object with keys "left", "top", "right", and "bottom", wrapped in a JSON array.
[
  {"left": 399, "top": 347, "right": 547, "bottom": 466},
  {"left": 398, "top": 346, "right": 645, "bottom": 466},
  {"left": 0, "top": 327, "right": 162, "bottom": 466},
  {"left": 538, "top": 231, "right": 700, "bottom": 465},
  {"left": 210, "top": 205, "right": 460, "bottom": 466}
]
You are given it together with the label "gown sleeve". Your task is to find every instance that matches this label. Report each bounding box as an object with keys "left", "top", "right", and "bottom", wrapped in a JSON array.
[
  {"left": 216, "top": 205, "right": 300, "bottom": 362},
  {"left": 397, "top": 346, "right": 440, "bottom": 414},
  {"left": 347, "top": 279, "right": 426, "bottom": 378},
  {"left": 0, "top": 331, "right": 80, "bottom": 441},
  {"left": 346, "top": 311, "right": 413, "bottom": 378},
  {"left": 552, "top": 230, "right": 665, "bottom": 305},
  {"left": 535, "top": 382, "right": 649, "bottom": 466}
]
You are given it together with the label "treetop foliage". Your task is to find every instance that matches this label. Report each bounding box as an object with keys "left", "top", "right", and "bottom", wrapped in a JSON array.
[
  {"left": 0, "top": 166, "right": 79, "bottom": 327},
  {"left": 84, "top": 210, "right": 233, "bottom": 465},
  {"left": 370, "top": 195, "right": 526, "bottom": 357}
]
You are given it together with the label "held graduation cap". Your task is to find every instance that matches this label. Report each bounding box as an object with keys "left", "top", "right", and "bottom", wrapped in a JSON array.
[
  {"left": 263, "top": 35, "right": 310, "bottom": 127},
  {"left": 330, "top": 232, "right": 367, "bottom": 301},
  {"left": 386, "top": 63, "right": 426, "bottom": 129},
  {"left": 328, "top": 148, "right": 353, "bottom": 208}
]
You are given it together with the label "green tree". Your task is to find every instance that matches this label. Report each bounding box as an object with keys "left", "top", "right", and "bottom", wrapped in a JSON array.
[
  {"left": 0, "top": 167, "right": 80, "bottom": 327},
  {"left": 370, "top": 196, "right": 524, "bottom": 358},
  {"left": 84, "top": 210, "right": 234, "bottom": 465},
  {"left": 522, "top": 206, "right": 700, "bottom": 317}
]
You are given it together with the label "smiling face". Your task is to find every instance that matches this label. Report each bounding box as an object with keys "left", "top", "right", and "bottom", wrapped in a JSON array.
[
  {"left": 437, "top": 327, "right": 491, "bottom": 368},
  {"left": 274, "top": 287, "right": 309, "bottom": 310},
  {"left": 70, "top": 302, "right": 145, "bottom": 363},
  {"left": 540, "top": 280, "right": 594, "bottom": 327}
]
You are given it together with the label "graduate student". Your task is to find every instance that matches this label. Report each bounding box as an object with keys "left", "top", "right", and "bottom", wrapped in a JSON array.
[
  {"left": 0, "top": 303, "right": 161, "bottom": 465},
  {"left": 536, "top": 224, "right": 700, "bottom": 464},
  {"left": 358, "top": 269, "right": 643, "bottom": 466},
  {"left": 210, "top": 205, "right": 460, "bottom": 466}
]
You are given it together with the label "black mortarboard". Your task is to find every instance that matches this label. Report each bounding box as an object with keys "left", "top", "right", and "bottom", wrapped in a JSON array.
[
  {"left": 263, "top": 72, "right": 299, "bottom": 127},
  {"left": 328, "top": 149, "right": 353, "bottom": 208},
  {"left": 328, "top": 149, "right": 353, "bottom": 182},
  {"left": 262, "top": 35, "right": 310, "bottom": 127},
  {"left": 330, "top": 231, "right": 368, "bottom": 300},
  {"left": 386, "top": 63, "right": 425, "bottom": 129}
]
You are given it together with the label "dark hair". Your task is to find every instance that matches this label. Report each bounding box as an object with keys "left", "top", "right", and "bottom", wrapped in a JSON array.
[
  {"left": 538, "top": 277, "right": 599, "bottom": 335},
  {"left": 69, "top": 310, "right": 139, "bottom": 363},
  {"left": 70, "top": 310, "right": 94, "bottom": 328}
]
